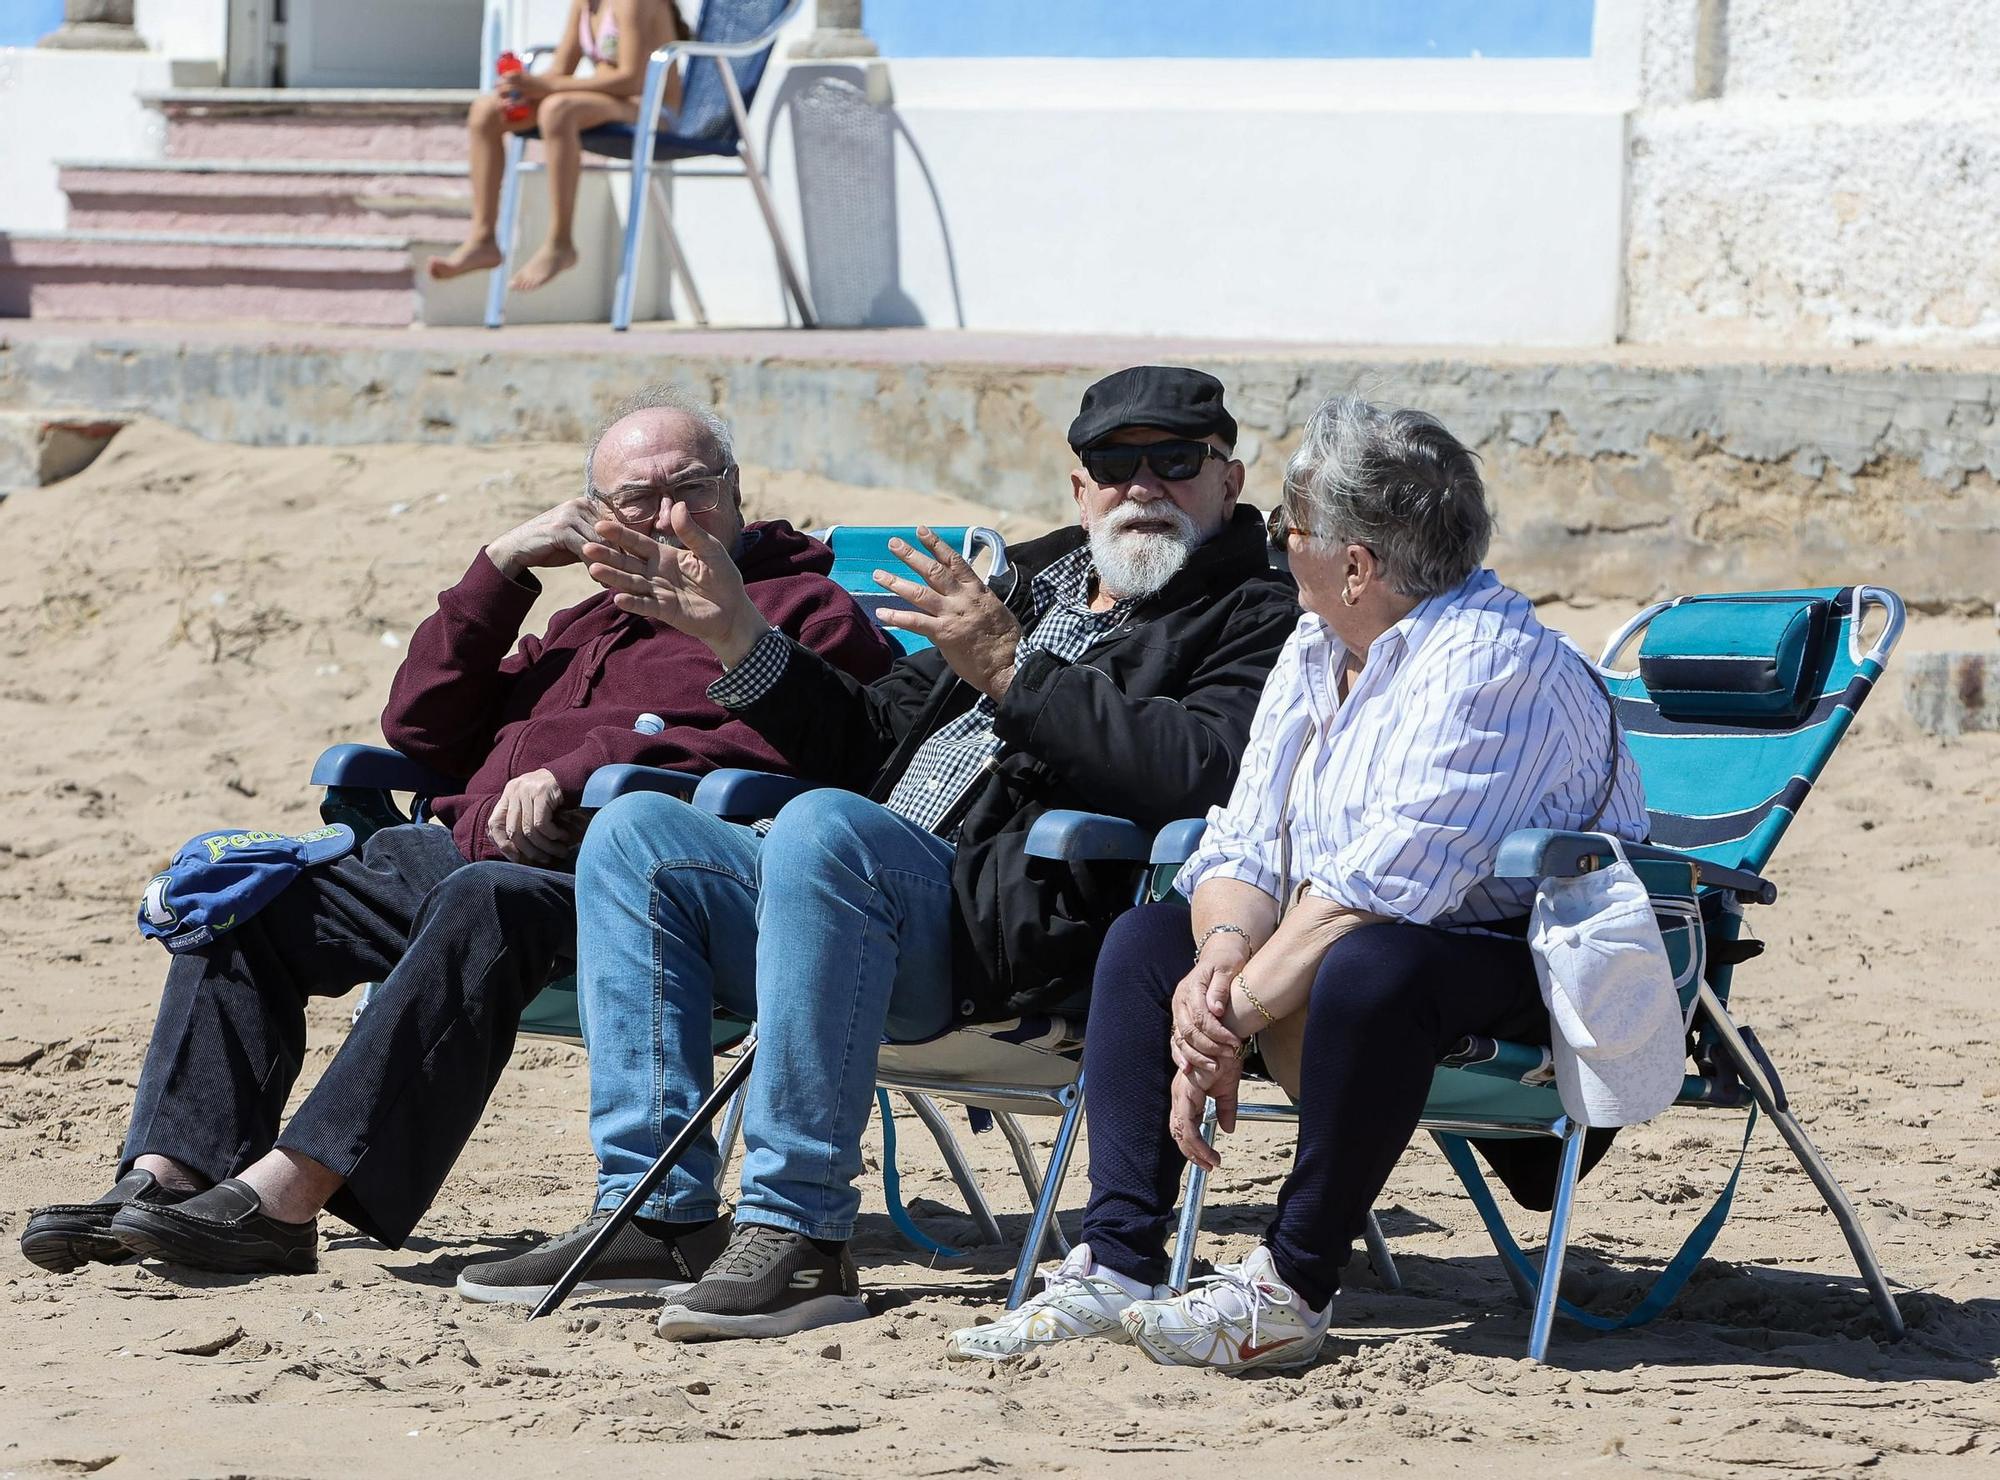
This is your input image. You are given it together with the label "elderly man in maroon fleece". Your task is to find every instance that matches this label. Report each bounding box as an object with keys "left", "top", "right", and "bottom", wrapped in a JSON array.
[{"left": 19, "top": 387, "right": 894, "bottom": 1281}]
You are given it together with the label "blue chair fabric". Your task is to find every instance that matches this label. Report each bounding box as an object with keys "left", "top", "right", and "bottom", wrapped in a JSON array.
[{"left": 1614, "top": 587, "right": 1894, "bottom": 874}]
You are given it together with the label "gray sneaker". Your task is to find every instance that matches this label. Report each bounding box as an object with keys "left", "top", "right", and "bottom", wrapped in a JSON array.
[
  {"left": 654, "top": 1222, "right": 867, "bottom": 1341},
  {"left": 456, "top": 1211, "right": 732, "bottom": 1306}
]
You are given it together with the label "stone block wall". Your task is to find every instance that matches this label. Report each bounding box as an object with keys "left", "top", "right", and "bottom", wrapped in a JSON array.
[{"left": 1625, "top": 0, "right": 2000, "bottom": 348}]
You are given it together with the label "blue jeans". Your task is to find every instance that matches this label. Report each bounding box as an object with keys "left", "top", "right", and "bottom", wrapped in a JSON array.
[{"left": 574, "top": 788, "right": 959, "bottom": 1241}]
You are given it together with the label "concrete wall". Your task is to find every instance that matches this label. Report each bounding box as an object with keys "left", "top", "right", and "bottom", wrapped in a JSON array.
[
  {"left": 1626, "top": 0, "right": 2000, "bottom": 348},
  {"left": 4, "top": 329, "right": 1994, "bottom": 609}
]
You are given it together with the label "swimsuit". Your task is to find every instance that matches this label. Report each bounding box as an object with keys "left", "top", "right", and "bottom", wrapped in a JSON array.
[{"left": 578, "top": 0, "right": 620, "bottom": 64}]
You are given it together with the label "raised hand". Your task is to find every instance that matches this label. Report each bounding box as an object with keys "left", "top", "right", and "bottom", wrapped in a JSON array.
[
  {"left": 583, "top": 505, "right": 769, "bottom": 666},
  {"left": 485, "top": 498, "right": 603, "bottom": 580},
  {"left": 871, "top": 527, "right": 1022, "bottom": 700}
]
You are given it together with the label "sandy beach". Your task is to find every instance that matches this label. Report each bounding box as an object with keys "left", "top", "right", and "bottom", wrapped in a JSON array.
[{"left": 2, "top": 422, "right": 1996, "bottom": 1479}]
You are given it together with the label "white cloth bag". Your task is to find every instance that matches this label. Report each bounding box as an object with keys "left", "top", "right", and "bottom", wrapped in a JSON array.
[{"left": 1530, "top": 832, "right": 1687, "bottom": 1128}]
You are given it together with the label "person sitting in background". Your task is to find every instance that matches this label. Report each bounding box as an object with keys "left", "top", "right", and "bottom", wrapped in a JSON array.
[
  {"left": 947, "top": 393, "right": 1649, "bottom": 1373},
  {"left": 429, "top": 0, "right": 689, "bottom": 292},
  {"left": 19, "top": 384, "right": 894, "bottom": 1281},
  {"left": 452, "top": 366, "right": 1301, "bottom": 1323}
]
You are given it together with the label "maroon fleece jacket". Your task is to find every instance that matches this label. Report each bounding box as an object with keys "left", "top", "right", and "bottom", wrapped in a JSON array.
[{"left": 381, "top": 520, "right": 896, "bottom": 862}]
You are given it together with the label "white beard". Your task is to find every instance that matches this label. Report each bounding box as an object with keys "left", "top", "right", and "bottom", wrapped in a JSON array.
[{"left": 1088, "top": 502, "right": 1200, "bottom": 599}]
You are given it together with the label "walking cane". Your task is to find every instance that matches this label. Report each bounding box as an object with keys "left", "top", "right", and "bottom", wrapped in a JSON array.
[
  {"left": 531, "top": 753, "right": 1003, "bottom": 1319},
  {"left": 529, "top": 1032, "right": 758, "bottom": 1319}
]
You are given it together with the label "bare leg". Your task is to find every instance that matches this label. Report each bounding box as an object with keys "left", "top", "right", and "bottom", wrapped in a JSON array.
[
  {"left": 428, "top": 94, "right": 518, "bottom": 280},
  {"left": 132, "top": 1152, "right": 209, "bottom": 1193},
  {"left": 510, "top": 90, "right": 639, "bottom": 293},
  {"left": 235, "top": 1147, "right": 344, "bottom": 1225}
]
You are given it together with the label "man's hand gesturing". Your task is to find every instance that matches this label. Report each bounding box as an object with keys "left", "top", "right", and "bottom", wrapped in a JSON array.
[
  {"left": 583, "top": 506, "right": 769, "bottom": 666},
  {"left": 485, "top": 498, "right": 603, "bottom": 581},
  {"left": 871, "top": 527, "right": 1022, "bottom": 700}
]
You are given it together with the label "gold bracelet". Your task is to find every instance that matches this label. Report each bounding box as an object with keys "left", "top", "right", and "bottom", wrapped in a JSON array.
[{"left": 1232, "top": 973, "right": 1276, "bottom": 1029}]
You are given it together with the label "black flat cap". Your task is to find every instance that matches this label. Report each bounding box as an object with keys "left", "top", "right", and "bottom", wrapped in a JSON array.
[{"left": 1067, "top": 366, "right": 1238, "bottom": 453}]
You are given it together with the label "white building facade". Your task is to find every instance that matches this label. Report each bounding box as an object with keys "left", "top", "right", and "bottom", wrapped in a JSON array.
[{"left": 1, "top": 1, "right": 1995, "bottom": 348}]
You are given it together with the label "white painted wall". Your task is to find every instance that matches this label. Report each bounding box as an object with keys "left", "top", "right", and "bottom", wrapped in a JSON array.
[
  {"left": 0, "top": 46, "right": 175, "bottom": 232},
  {"left": 666, "top": 52, "right": 1634, "bottom": 343},
  {"left": 133, "top": 0, "right": 227, "bottom": 61}
]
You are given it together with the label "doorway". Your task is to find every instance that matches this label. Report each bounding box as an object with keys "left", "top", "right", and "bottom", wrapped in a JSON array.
[{"left": 229, "top": 0, "right": 486, "bottom": 88}]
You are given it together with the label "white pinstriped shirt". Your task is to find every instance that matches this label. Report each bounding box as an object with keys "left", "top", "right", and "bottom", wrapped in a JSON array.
[{"left": 1177, "top": 569, "right": 1649, "bottom": 929}]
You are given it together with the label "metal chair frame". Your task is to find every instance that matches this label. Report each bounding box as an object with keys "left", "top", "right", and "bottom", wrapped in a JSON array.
[{"left": 484, "top": 0, "right": 816, "bottom": 331}]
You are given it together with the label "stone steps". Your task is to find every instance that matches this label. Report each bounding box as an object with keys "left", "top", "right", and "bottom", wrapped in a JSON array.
[
  {"left": 0, "top": 229, "right": 421, "bottom": 326},
  {"left": 149, "top": 88, "right": 478, "bottom": 164},
  {"left": 58, "top": 158, "right": 472, "bottom": 240},
  {"left": 1, "top": 89, "right": 483, "bottom": 328}
]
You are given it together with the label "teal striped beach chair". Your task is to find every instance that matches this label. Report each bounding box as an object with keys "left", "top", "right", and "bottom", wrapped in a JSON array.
[{"left": 1109, "top": 584, "right": 1909, "bottom": 1361}]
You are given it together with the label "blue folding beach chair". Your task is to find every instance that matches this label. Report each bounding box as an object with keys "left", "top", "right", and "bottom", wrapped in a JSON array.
[
  {"left": 317, "top": 526, "right": 1058, "bottom": 1255},
  {"left": 1019, "top": 585, "right": 1908, "bottom": 1361},
  {"left": 313, "top": 525, "right": 1003, "bottom": 1042}
]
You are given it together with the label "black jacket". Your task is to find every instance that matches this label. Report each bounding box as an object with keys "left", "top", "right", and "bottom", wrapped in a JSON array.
[{"left": 731, "top": 504, "right": 1299, "bottom": 1023}]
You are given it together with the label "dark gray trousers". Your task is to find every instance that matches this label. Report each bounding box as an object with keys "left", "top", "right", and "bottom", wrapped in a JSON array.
[{"left": 120, "top": 823, "right": 576, "bottom": 1247}]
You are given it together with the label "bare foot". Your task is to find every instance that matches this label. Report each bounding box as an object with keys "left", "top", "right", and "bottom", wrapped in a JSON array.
[
  {"left": 509, "top": 241, "right": 579, "bottom": 293},
  {"left": 426, "top": 238, "right": 503, "bottom": 280}
]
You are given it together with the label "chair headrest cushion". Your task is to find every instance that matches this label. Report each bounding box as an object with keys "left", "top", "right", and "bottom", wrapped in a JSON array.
[{"left": 1638, "top": 595, "right": 1830, "bottom": 720}]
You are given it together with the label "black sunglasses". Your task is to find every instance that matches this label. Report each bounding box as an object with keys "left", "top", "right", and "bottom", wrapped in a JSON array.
[{"left": 1081, "top": 439, "right": 1229, "bottom": 486}]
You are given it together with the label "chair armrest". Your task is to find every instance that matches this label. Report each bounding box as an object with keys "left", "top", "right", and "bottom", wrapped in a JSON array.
[
  {"left": 309, "top": 744, "right": 461, "bottom": 799},
  {"left": 967, "top": 526, "right": 1010, "bottom": 583},
  {"left": 1493, "top": 828, "right": 1778, "bottom": 905},
  {"left": 691, "top": 768, "right": 818, "bottom": 819},
  {"left": 1150, "top": 818, "right": 1207, "bottom": 869},
  {"left": 520, "top": 43, "right": 560, "bottom": 67},
  {"left": 1024, "top": 810, "right": 1151, "bottom": 863},
  {"left": 579, "top": 764, "right": 701, "bottom": 809}
]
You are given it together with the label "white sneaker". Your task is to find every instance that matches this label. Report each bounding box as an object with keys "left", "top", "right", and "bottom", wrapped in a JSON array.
[
  {"left": 945, "top": 1243, "right": 1168, "bottom": 1361},
  {"left": 1121, "top": 1245, "right": 1331, "bottom": 1373}
]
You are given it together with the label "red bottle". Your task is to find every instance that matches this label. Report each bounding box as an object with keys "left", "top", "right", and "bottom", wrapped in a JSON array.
[{"left": 496, "top": 51, "right": 533, "bottom": 123}]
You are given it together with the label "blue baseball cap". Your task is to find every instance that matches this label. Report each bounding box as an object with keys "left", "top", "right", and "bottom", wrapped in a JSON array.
[{"left": 138, "top": 823, "right": 357, "bottom": 953}]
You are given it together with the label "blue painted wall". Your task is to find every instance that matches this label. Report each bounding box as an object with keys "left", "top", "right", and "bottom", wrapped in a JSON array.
[
  {"left": 866, "top": 1, "right": 1594, "bottom": 60},
  {"left": 0, "top": 0, "right": 66, "bottom": 48}
]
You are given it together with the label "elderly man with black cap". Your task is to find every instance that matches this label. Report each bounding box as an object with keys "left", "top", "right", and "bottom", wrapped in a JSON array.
[{"left": 455, "top": 366, "right": 1298, "bottom": 1333}]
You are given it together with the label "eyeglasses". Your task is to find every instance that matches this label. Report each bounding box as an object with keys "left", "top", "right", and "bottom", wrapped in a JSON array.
[
  {"left": 1266, "top": 501, "right": 1311, "bottom": 553},
  {"left": 1080, "top": 439, "right": 1229, "bottom": 486},
  {"left": 589, "top": 466, "right": 735, "bottom": 522}
]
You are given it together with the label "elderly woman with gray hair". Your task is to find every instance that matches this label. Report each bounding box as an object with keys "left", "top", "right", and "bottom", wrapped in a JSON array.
[{"left": 947, "top": 394, "right": 1648, "bottom": 1372}]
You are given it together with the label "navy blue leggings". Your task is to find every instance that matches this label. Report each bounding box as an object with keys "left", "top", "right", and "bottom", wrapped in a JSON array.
[{"left": 1078, "top": 902, "right": 1545, "bottom": 1309}]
